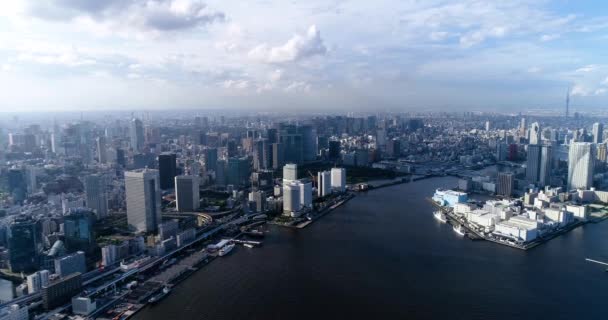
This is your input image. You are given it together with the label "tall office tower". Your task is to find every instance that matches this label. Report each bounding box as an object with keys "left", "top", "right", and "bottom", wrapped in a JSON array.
[
  {"left": 539, "top": 145, "right": 553, "bottom": 187},
  {"left": 84, "top": 174, "right": 107, "bottom": 219},
  {"left": 203, "top": 148, "right": 218, "bottom": 172},
  {"left": 125, "top": 169, "right": 161, "bottom": 233},
  {"left": 95, "top": 136, "right": 107, "bottom": 164},
  {"left": 485, "top": 121, "right": 491, "bottom": 131},
  {"left": 175, "top": 176, "right": 200, "bottom": 212},
  {"left": 331, "top": 167, "right": 346, "bottom": 192},
  {"left": 253, "top": 139, "right": 268, "bottom": 170},
  {"left": 328, "top": 140, "right": 341, "bottom": 161},
  {"left": 519, "top": 118, "right": 527, "bottom": 137},
  {"left": 592, "top": 122, "right": 604, "bottom": 144},
  {"left": 299, "top": 181, "right": 312, "bottom": 208},
  {"left": 116, "top": 148, "right": 126, "bottom": 167},
  {"left": 215, "top": 160, "right": 227, "bottom": 186},
  {"left": 8, "top": 168, "right": 26, "bottom": 204},
  {"left": 226, "top": 157, "right": 251, "bottom": 186},
  {"left": 283, "top": 163, "right": 298, "bottom": 182},
  {"left": 387, "top": 139, "right": 401, "bottom": 158},
  {"left": 7, "top": 218, "right": 40, "bottom": 273},
  {"left": 283, "top": 183, "right": 301, "bottom": 215},
  {"left": 272, "top": 143, "right": 284, "bottom": 170},
  {"left": 597, "top": 143, "right": 607, "bottom": 163},
  {"left": 497, "top": 172, "right": 514, "bottom": 197},
  {"left": 529, "top": 122, "right": 541, "bottom": 145},
  {"left": 63, "top": 209, "right": 96, "bottom": 254},
  {"left": 25, "top": 165, "right": 40, "bottom": 194},
  {"left": 278, "top": 124, "right": 304, "bottom": 164},
  {"left": 317, "top": 171, "right": 332, "bottom": 197},
  {"left": 526, "top": 144, "right": 541, "bottom": 183},
  {"left": 266, "top": 128, "right": 278, "bottom": 144},
  {"left": 300, "top": 125, "right": 317, "bottom": 162},
  {"left": 568, "top": 142, "right": 595, "bottom": 190},
  {"left": 129, "top": 118, "right": 144, "bottom": 151},
  {"left": 158, "top": 153, "right": 177, "bottom": 190},
  {"left": 496, "top": 143, "right": 508, "bottom": 161},
  {"left": 376, "top": 129, "right": 387, "bottom": 150}
]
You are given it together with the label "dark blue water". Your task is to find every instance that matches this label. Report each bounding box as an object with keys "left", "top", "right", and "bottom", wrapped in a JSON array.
[{"left": 135, "top": 177, "right": 608, "bottom": 320}]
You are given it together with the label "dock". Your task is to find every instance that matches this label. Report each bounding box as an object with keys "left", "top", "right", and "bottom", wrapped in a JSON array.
[{"left": 427, "top": 198, "right": 591, "bottom": 251}]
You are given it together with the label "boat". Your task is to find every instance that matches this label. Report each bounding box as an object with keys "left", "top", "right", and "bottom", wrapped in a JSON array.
[
  {"left": 244, "top": 243, "right": 254, "bottom": 249},
  {"left": 453, "top": 224, "right": 465, "bottom": 236},
  {"left": 148, "top": 287, "right": 171, "bottom": 304},
  {"left": 433, "top": 211, "right": 447, "bottom": 223},
  {"left": 218, "top": 243, "right": 235, "bottom": 256}
]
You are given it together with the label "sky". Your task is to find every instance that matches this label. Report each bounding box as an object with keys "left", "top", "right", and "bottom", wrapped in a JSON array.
[{"left": 1, "top": 0, "right": 608, "bottom": 112}]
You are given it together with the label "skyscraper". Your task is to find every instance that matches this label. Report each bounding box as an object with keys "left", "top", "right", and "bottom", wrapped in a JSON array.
[
  {"left": 526, "top": 144, "right": 541, "bottom": 184},
  {"left": 7, "top": 218, "right": 40, "bottom": 273},
  {"left": 84, "top": 174, "right": 107, "bottom": 219},
  {"left": 129, "top": 118, "right": 144, "bottom": 152},
  {"left": 226, "top": 157, "right": 251, "bottom": 186},
  {"left": 529, "top": 122, "right": 541, "bottom": 145},
  {"left": 125, "top": 169, "right": 161, "bottom": 233},
  {"left": 568, "top": 142, "right": 595, "bottom": 190},
  {"left": 592, "top": 122, "right": 604, "bottom": 144},
  {"left": 158, "top": 153, "right": 177, "bottom": 190},
  {"left": 331, "top": 168, "right": 346, "bottom": 192},
  {"left": 95, "top": 136, "right": 107, "bottom": 164},
  {"left": 283, "top": 163, "right": 298, "bottom": 182},
  {"left": 278, "top": 124, "right": 304, "bottom": 165},
  {"left": 317, "top": 171, "right": 332, "bottom": 197},
  {"left": 283, "top": 183, "right": 301, "bottom": 216},
  {"left": 203, "top": 148, "right": 218, "bottom": 172},
  {"left": 497, "top": 172, "right": 514, "bottom": 197},
  {"left": 539, "top": 145, "right": 553, "bottom": 187},
  {"left": 63, "top": 209, "right": 96, "bottom": 254},
  {"left": 272, "top": 143, "right": 284, "bottom": 170},
  {"left": 175, "top": 176, "right": 200, "bottom": 212},
  {"left": 300, "top": 125, "right": 317, "bottom": 162}
]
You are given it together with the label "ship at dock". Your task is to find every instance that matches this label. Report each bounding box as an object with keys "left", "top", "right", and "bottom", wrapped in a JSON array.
[
  {"left": 453, "top": 224, "right": 465, "bottom": 236},
  {"left": 433, "top": 211, "right": 447, "bottom": 223},
  {"left": 219, "top": 243, "right": 235, "bottom": 256},
  {"left": 149, "top": 287, "right": 171, "bottom": 304}
]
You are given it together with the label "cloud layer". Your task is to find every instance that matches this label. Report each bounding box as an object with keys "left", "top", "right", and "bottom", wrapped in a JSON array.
[{"left": 0, "top": 0, "right": 607, "bottom": 111}]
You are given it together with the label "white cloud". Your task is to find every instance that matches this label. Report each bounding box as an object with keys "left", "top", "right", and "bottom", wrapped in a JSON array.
[
  {"left": 429, "top": 31, "right": 449, "bottom": 41},
  {"left": 17, "top": 0, "right": 225, "bottom": 37},
  {"left": 576, "top": 65, "right": 598, "bottom": 73},
  {"left": 540, "top": 34, "right": 560, "bottom": 42},
  {"left": 249, "top": 25, "right": 327, "bottom": 63}
]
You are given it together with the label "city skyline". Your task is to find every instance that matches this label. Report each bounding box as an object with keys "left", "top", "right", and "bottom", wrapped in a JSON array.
[{"left": 1, "top": 1, "right": 608, "bottom": 111}]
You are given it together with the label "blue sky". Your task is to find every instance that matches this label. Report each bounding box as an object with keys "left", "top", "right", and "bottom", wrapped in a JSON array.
[{"left": 0, "top": 0, "right": 607, "bottom": 112}]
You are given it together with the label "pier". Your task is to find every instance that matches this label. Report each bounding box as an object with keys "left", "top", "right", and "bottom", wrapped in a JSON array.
[{"left": 427, "top": 198, "right": 591, "bottom": 251}]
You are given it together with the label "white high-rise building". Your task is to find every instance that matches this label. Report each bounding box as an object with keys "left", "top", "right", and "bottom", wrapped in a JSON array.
[
  {"left": 568, "top": 142, "right": 595, "bottom": 190},
  {"left": 317, "top": 171, "right": 332, "bottom": 197},
  {"left": 299, "top": 181, "right": 312, "bottom": 208},
  {"left": 283, "top": 163, "right": 298, "bottom": 182},
  {"left": 175, "top": 175, "right": 200, "bottom": 212},
  {"left": 125, "top": 169, "right": 161, "bottom": 233},
  {"left": 529, "top": 122, "right": 541, "bottom": 145},
  {"left": 331, "top": 168, "right": 346, "bottom": 192},
  {"left": 593, "top": 122, "right": 604, "bottom": 144},
  {"left": 85, "top": 174, "right": 108, "bottom": 219},
  {"left": 283, "top": 183, "right": 301, "bottom": 216}
]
